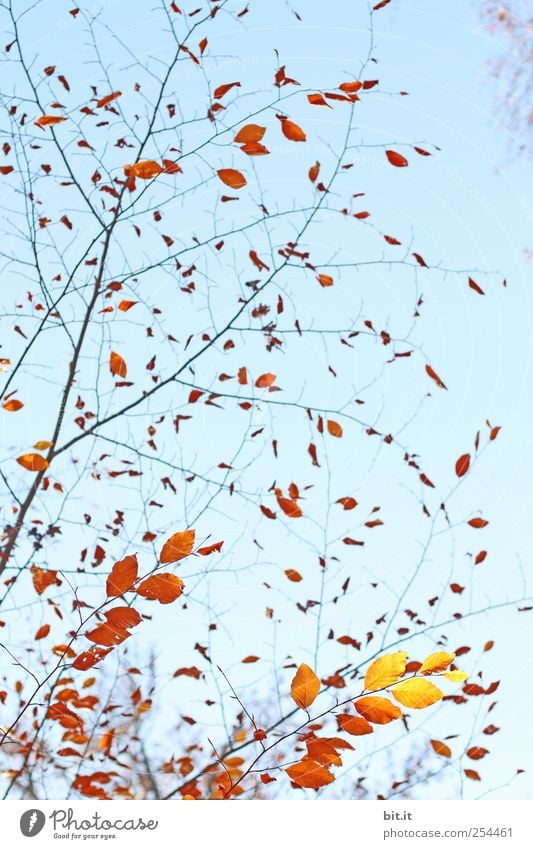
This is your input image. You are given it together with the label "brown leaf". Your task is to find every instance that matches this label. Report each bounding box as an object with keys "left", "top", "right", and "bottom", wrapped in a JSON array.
[{"left": 455, "top": 453, "right": 471, "bottom": 477}]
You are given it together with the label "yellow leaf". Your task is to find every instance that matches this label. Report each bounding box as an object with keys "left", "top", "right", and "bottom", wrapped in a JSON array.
[
  {"left": 444, "top": 669, "right": 468, "bottom": 683},
  {"left": 392, "top": 678, "right": 443, "bottom": 709},
  {"left": 33, "top": 440, "right": 54, "bottom": 450},
  {"left": 290, "top": 663, "right": 320, "bottom": 709},
  {"left": 364, "top": 652, "right": 408, "bottom": 691},
  {"left": 419, "top": 651, "right": 455, "bottom": 674}
]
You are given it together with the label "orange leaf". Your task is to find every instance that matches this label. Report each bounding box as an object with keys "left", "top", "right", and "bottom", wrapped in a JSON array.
[
  {"left": 336, "top": 497, "right": 357, "bottom": 510},
  {"left": 35, "top": 115, "right": 67, "bottom": 127},
  {"left": 327, "top": 420, "right": 343, "bottom": 438},
  {"left": 355, "top": 696, "right": 401, "bottom": 724},
  {"left": 35, "top": 624, "right": 50, "bottom": 640},
  {"left": 234, "top": 124, "right": 265, "bottom": 143},
  {"left": 464, "top": 769, "right": 481, "bottom": 781},
  {"left": 468, "top": 517, "right": 489, "bottom": 529},
  {"left": 291, "top": 663, "right": 320, "bottom": 709},
  {"left": 467, "top": 746, "right": 489, "bottom": 760},
  {"left": 72, "top": 647, "right": 113, "bottom": 671},
  {"left": 96, "top": 91, "right": 121, "bottom": 108},
  {"left": 337, "top": 714, "right": 373, "bottom": 736},
  {"left": 131, "top": 160, "right": 162, "bottom": 179},
  {"left": 281, "top": 118, "right": 306, "bottom": 142},
  {"left": 31, "top": 565, "right": 61, "bottom": 595},
  {"left": 160, "top": 529, "right": 195, "bottom": 563},
  {"left": 2, "top": 399, "right": 23, "bottom": 411},
  {"left": 86, "top": 623, "right": 131, "bottom": 647},
  {"left": 307, "top": 93, "right": 329, "bottom": 107},
  {"left": 118, "top": 300, "right": 137, "bottom": 312},
  {"left": 217, "top": 168, "right": 247, "bottom": 189},
  {"left": 385, "top": 149, "right": 408, "bottom": 167},
  {"left": 317, "top": 273, "right": 334, "bottom": 287},
  {"left": 285, "top": 569, "right": 302, "bottom": 582},
  {"left": 286, "top": 758, "right": 334, "bottom": 789},
  {"left": 242, "top": 655, "right": 259, "bottom": 663},
  {"left": 431, "top": 739, "right": 451, "bottom": 758},
  {"left": 104, "top": 606, "right": 142, "bottom": 629},
  {"left": 277, "top": 497, "right": 302, "bottom": 518},
  {"left": 255, "top": 372, "right": 276, "bottom": 388},
  {"left": 214, "top": 81, "right": 241, "bottom": 100},
  {"left": 109, "top": 351, "right": 127, "bottom": 378},
  {"left": 16, "top": 453, "right": 48, "bottom": 472},
  {"left": 136, "top": 573, "right": 184, "bottom": 604},
  {"left": 106, "top": 554, "right": 138, "bottom": 597},
  {"left": 197, "top": 540, "right": 224, "bottom": 556}
]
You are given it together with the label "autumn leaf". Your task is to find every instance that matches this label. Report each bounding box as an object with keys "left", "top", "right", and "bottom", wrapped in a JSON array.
[
  {"left": 277, "top": 496, "right": 302, "bottom": 518},
  {"left": 464, "top": 769, "right": 481, "bottom": 781},
  {"left": 104, "top": 606, "right": 142, "bottom": 630},
  {"left": 35, "top": 624, "right": 50, "bottom": 640},
  {"left": 16, "top": 453, "right": 48, "bottom": 472},
  {"left": 130, "top": 160, "right": 162, "bottom": 179},
  {"left": 419, "top": 651, "right": 455, "bottom": 674},
  {"left": 106, "top": 554, "right": 139, "bottom": 597},
  {"left": 327, "top": 420, "right": 343, "bottom": 438},
  {"left": 217, "top": 168, "right": 247, "bottom": 189},
  {"left": 86, "top": 623, "right": 131, "bottom": 647},
  {"left": 160, "top": 529, "right": 195, "bottom": 563},
  {"left": 35, "top": 115, "right": 67, "bottom": 127},
  {"left": 197, "top": 540, "right": 224, "bottom": 556},
  {"left": 72, "top": 647, "right": 113, "bottom": 671},
  {"left": 355, "top": 696, "right": 401, "bottom": 724},
  {"left": 285, "top": 569, "right": 302, "bottom": 582},
  {"left": 234, "top": 124, "right": 265, "bottom": 143},
  {"left": 337, "top": 714, "right": 373, "bottom": 736},
  {"left": 280, "top": 118, "right": 306, "bottom": 142},
  {"left": 431, "top": 739, "right": 451, "bottom": 758},
  {"left": 444, "top": 669, "right": 468, "bottom": 682},
  {"left": 386, "top": 149, "right": 408, "bottom": 167},
  {"left": 118, "top": 300, "right": 137, "bottom": 312},
  {"left": 392, "top": 678, "right": 443, "bottom": 709},
  {"left": 336, "top": 497, "right": 357, "bottom": 510},
  {"left": 468, "top": 277, "right": 485, "bottom": 295},
  {"left": 96, "top": 91, "right": 121, "bottom": 108},
  {"left": 425, "top": 364, "right": 447, "bottom": 389},
  {"left": 33, "top": 440, "right": 53, "bottom": 450},
  {"left": 2, "top": 399, "right": 24, "bottom": 411},
  {"left": 455, "top": 453, "right": 471, "bottom": 477},
  {"left": 364, "top": 652, "right": 408, "bottom": 691},
  {"left": 317, "top": 273, "right": 334, "bottom": 287},
  {"left": 255, "top": 372, "right": 276, "bottom": 388},
  {"left": 109, "top": 351, "right": 127, "bottom": 378},
  {"left": 468, "top": 517, "right": 489, "bottom": 528},
  {"left": 467, "top": 746, "right": 489, "bottom": 760},
  {"left": 137, "top": 573, "right": 184, "bottom": 604},
  {"left": 286, "top": 758, "right": 334, "bottom": 789},
  {"left": 31, "top": 565, "right": 61, "bottom": 595},
  {"left": 290, "top": 663, "right": 320, "bottom": 709}
]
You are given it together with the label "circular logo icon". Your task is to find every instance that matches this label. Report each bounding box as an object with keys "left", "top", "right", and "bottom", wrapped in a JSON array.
[{"left": 20, "top": 809, "right": 46, "bottom": 838}]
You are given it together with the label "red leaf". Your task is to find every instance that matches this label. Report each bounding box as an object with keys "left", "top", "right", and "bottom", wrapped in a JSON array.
[
  {"left": 455, "top": 453, "right": 471, "bottom": 477},
  {"left": 385, "top": 149, "right": 408, "bottom": 167}
]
